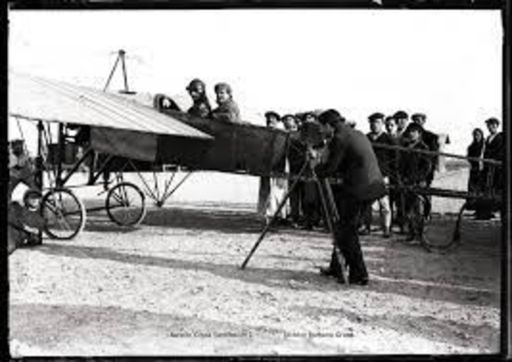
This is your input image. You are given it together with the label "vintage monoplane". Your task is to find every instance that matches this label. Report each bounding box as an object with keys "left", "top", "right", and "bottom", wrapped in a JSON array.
[{"left": 8, "top": 70, "right": 288, "bottom": 241}]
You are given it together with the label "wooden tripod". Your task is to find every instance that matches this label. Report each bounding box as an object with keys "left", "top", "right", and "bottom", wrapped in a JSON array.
[{"left": 240, "top": 151, "right": 347, "bottom": 282}]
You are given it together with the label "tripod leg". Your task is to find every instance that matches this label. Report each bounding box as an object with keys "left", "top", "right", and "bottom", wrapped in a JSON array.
[
  {"left": 323, "top": 179, "right": 340, "bottom": 221},
  {"left": 240, "top": 160, "right": 310, "bottom": 270},
  {"left": 314, "top": 174, "right": 347, "bottom": 282}
]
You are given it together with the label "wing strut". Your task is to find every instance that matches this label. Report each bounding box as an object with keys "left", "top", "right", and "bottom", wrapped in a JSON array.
[{"left": 103, "top": 49, "right": 132, "bottom": 94}]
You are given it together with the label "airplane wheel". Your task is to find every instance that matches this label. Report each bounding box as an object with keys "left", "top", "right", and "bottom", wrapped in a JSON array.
[
  {"left": 42, "top": 188, "right": 86, "bottom": 240},
  {"left": 421, "top": 198, "right": 462, "bottom": 253},
  {"left": 106, "top": 182, "right": 146, "bottom": 227}
]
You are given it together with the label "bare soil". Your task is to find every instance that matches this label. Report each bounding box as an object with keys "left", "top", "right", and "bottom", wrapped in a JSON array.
[{"left": 9, "top": 199, "right": 501, "bottom": 356}]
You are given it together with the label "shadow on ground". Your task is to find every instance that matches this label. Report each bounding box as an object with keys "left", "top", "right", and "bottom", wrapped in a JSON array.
[{"left": 36, "top": 241, "right": 499, "bottom": 308}]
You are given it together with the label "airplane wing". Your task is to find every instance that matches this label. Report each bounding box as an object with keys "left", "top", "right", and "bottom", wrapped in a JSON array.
[{"left": 9, "top": 71, "right": 213, "bottom": 162}]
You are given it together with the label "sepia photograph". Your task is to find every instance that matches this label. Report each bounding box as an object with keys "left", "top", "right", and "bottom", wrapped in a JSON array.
[{"left": 6, "top": 5, "right": 505, "bottom": 356}]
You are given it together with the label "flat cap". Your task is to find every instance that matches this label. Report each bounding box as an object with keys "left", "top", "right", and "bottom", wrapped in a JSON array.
[
  {"left": 393, "top": 110, "right": 408, "bottom": 119},
  {"left": 318, "top": 109, "right": 345, "bottom": 125},
  {"left": 368, "top": 112, "right": 385, "bottom": 122},
  {"left": 264, "top": 111, "right": 281, "bottom": 120},
  {"left": 485, "top": 117, "right": 500, "bottom": 125},
  {"left": 411, "top": 113, "right": 426, "bottom": 121}
]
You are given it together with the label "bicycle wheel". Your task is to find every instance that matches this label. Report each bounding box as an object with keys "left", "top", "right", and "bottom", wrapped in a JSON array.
[
  {"left": 106, "top": 182, "right": 146, "bottom": 227},
  {"left": 421, "top": 198, "right": 461, "bottom": 253},
  {"left": 41, "top": 188, "right": 86, "bottom": 240}
]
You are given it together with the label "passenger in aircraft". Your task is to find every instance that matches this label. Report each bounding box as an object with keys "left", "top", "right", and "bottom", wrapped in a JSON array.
[
  {"left": 186, "top": 78, "right": 212, "bottom": 118},
  {"left": 211, "top": 82, "right": 242, "bottom": 124}
]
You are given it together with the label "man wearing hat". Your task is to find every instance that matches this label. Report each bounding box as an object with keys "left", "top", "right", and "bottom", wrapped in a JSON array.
[
  {"left": 9, "top": 139, "right": 35, "bottom": 199},
  {"left": 8, "top": 140, "right": 45, "bottom": 252},
  {"left": 411, "top": 113, "right": 439, "bottom": 218},
  {"left": 264, "top": 111, "right": 282, "bottom": 129},
  {"left": 211, "top": 82, "right": 242, "bottom": 124},
  {"left": 363, "top": 112, "right": 394, "bottom": 237},
  {"left": 478, "top": 117, "right": 503, "bottom": 219},
  {"left": 186, "top": 78, "right": 212, "bottom": 118},
  {"left": 393, "top": 110, "right": 410, "bottom": 139},
  {"left": 316, "top": 109, "right": 386, "bottom": 285},
  {"left": 399, "top": 122, "right": 432, "bottom": 242},
  {"left": 282, "top": 114, "right": 299, "bottom": 132}
]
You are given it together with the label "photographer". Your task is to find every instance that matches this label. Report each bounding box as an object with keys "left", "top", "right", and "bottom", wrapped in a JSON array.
[{"left": 315, "top": 109, "right": 386, "bottom": 285}]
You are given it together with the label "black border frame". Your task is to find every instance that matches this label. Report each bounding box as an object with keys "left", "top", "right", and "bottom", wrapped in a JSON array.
[{"left": 1, "top": 1, "right": 510, "bottom": 361}]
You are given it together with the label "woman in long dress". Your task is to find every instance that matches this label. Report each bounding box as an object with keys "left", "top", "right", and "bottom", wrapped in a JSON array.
[{"left": 466, "top": 128, "right": 485, "bottom": 210}]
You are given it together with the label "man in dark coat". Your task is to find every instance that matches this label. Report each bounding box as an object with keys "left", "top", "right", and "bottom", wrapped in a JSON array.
[
  {"left": 394, "top": 110, "right": 409, "bottom": 140},
  {"left": 477, "top": 117, "right": 504, "bottom": 219},
  {"left": 411, "top": 113, "right": 439, "bottom": 218},
  {"left": 316, "top": 109, "right": 386, "bottom": 285},
  {"left": 399, "top": 123, "right": 432, "bottom": 242},
  {"left": 363, "top": 112, "right": 394, "bottom": 237},
  {"left": 483, "top": 117, "right": 503, "bottom": 190},
  {"left": 211, "top": 82, "right": 242, "bottom": 124},
  {"left": 411, "top": 113, "right": 439, "bottom": 185}
]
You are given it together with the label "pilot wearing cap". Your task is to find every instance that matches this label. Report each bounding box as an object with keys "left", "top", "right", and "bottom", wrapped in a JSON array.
[
  {"left": 211, "top": 82, "right": 242, "bottom": 124},
  {"left": 186, "top": 78, "right": 212, "bottom": 118},
  {"left": 316, "top": 109, "right": 386, "bottom": 286}
]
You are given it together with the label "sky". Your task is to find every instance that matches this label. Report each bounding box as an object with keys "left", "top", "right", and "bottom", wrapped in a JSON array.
[{"left": 8, "top": 9, "right": 503, "bottom": 155}]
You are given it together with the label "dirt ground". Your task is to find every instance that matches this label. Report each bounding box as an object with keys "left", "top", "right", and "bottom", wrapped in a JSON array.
[{"left": 9, "top": 195, "right": 501, "bottom": 356}]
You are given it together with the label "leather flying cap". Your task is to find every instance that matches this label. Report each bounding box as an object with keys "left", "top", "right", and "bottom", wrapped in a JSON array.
[{"left": 186, "top": 78, "right": 206, "bottom": 92}]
